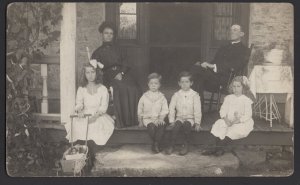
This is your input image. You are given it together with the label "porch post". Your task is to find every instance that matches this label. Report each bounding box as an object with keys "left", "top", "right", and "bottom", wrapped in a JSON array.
[{"left": 60, "top": 3, "right": 76, "bottom": 124}]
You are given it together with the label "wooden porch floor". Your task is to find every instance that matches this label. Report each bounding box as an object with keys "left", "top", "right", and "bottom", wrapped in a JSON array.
[
  {"left": 32, "top": 87, "right": 293, "bottom": 146},
  {"left": 114, "top": 111, "right": 292, "bottom": 133},
  {"left": 34, "top": 111, "right": 293, "bottom": 146}
]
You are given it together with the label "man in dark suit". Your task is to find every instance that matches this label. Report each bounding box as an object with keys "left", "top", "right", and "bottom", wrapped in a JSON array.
[{"left": 191, "top": 24, "right": 249, "bottom": 107}]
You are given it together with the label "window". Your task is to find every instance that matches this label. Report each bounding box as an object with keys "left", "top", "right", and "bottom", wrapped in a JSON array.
[
  {"left": 117, "top": 3, "right": 137, "bottom": 40},
  {"left": 213, "top": 3, "right": 235, "bottom": 41}
]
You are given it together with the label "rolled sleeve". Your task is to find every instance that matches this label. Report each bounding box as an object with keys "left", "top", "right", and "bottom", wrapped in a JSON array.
[
  {"left": 193, "top": 94, "right": 202, "bottom": 125},
  {"left": 240, "top": 98, "right": 253, "bottom": 123},
  {"left": 159, "top": 97, "right": 169, "bottom": 120},
  {"left": 168, "top": 94, "right": 177, "bottom": 123},
  {"left": 220, "top": 96, "right": 229, "bottom": 119},
  {"left": 97, "top": 87, "right": 109, "bottom": 114},
  {"left": 213, "top": 64, "right": 217, "bottom": 73},
  {"left": 75, "top": 87, "right": 84, "bottom": 111},
  {"left": 137, "top": 96, "right": 144, "bottom": 118}
]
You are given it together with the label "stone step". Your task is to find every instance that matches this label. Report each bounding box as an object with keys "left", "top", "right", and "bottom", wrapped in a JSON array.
[{"left": 91, "top": 144, "right": 240, "bottom": 177}]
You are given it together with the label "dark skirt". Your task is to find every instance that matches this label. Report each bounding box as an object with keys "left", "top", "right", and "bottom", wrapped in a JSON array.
[{"left": 110, "top": 74, "right": 141, "bottom": 128}]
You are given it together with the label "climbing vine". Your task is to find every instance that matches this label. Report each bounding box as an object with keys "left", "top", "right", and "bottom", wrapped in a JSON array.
[{"left": 6, "top": 3, "right": 65, "bottom": 176}]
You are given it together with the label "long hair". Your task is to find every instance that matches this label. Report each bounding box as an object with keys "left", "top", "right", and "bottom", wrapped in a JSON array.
[
  {"left": 228, "top": 76, "right": 256, "bottom": 102},
  {"left": 79, "top": 63, "right": 103, "bottom": 87}
]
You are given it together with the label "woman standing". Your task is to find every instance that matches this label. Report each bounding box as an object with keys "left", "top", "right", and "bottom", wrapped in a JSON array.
[{"left": 91, "top": 21, "right": 141, "bottom": 128}]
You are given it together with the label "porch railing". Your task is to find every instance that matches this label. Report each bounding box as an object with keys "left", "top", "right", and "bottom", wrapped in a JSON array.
[{"left": 31, "top": 55, "right": 62, "bottom": 129}]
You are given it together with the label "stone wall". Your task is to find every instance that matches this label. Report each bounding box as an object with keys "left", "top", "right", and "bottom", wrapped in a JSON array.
[
  {"left": 247, "top": 3, "right": 294, "bottom": 105},
  {"left": 248, "top": 3, "right": 294, "bottom": 66},
  {"left": 76, "top": 3, "right": 105, "bottom": 87}
]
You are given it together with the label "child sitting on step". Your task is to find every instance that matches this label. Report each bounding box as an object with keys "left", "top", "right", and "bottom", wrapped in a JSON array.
[
  {"left": 64, "top": 62, "right": 115, "bottom": 171},
  {"left": 137, "top": 73, "right": 169, "bottom": 153},
  {"left": 202, "top": 76, "right": 255, "bottom": 156},
  {"left": 166, "top": 71, "right": 202, "bottom": 155}
]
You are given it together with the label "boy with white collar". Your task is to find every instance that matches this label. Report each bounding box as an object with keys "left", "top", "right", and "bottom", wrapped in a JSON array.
[{"left": 166, "top": 71, "right": 202, "bottom": 155}]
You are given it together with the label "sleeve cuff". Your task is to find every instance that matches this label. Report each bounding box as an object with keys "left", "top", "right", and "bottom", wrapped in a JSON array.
[{"left": 213, "top": 64, "right": 217, "bottom": 73}]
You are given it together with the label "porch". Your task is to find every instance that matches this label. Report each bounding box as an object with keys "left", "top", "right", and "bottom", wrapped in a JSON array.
[
  {"left": 29, "top": 3, "right": 293, "bottom": 147},
  {"left": 30, "top": 62, "right": 293, "bottom": 146},
  {"left": 33, "top": 110, "right": 293, "bottom": 146}
]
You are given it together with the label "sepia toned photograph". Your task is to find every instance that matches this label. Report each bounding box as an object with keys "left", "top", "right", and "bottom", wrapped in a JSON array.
[{"left": 6, "top": 2, "right": 294, "bottom": 177}]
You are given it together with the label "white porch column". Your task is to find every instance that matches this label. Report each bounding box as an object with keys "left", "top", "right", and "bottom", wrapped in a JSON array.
[{"left": 60, "top": 3, "right": 76, "bottom": 124}]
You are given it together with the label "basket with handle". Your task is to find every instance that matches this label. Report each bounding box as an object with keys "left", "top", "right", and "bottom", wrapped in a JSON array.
[{"left": 60, "top": 114, "right": 91, "bottom": 176}]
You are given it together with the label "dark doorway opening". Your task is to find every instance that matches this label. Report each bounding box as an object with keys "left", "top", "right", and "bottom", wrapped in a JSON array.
[{"left": 148, "top": 3, "right": 203, "bottom": 89}]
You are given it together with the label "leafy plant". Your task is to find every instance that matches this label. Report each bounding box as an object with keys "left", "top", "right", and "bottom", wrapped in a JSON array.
[{"left": 6, "top": 3, "right": 63, "bottom": 176}]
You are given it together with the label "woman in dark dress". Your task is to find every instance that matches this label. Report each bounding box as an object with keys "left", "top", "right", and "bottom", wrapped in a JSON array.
[{"left": 91, "top": 21, "right": 141, "bottom": 128}]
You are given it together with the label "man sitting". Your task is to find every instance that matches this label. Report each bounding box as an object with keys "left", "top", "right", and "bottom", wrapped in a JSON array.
[{"left": 190, "top": 24, "right": 249, "bottom": 109}]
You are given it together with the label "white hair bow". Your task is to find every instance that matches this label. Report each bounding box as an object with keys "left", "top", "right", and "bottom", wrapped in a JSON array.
[
  {"left": 89, "top": 59, "right": 104, "bottom": 69},
  {"left": 86, "top": 46, "right": 104, "bottom": 69}
]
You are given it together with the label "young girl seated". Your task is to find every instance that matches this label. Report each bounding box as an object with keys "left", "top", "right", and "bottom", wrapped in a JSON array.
[
  {"left": 137, "top": 73, "right": 168, "bottom": 153},
  {"left": 202, "top": 76, "right": 255, "bottom": 156},
  {"left": 167, "top": 71, "right": 202, "bottom": 155},
  {"left": 64, "top": 62, "right": 114, "bottom": 169}
]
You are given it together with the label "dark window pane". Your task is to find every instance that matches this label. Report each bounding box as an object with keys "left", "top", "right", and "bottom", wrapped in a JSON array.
[
  {"left": 214, "top": 3, "right": 232, "bottom": 16},
  {"left": 118, "top": 14, "right": 137, "bottom": 39},
  {"left": 213, "top": 3, "right": 233, "bottom": 41},
  {"left": 214, "top": 17, "right": 232, "bottom": 40}
]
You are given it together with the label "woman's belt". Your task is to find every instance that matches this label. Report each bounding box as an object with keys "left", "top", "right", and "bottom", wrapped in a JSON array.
[{"left": 104, "top": 65, "right": 121, "bottom": 72}]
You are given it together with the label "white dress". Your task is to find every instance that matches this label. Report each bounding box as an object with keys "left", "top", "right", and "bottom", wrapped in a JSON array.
[
  {"left": 137, "top": 91, "right": 169, "bottom": 127},
  {"left": 211, "top": 94, "right": 254, "bottom": 140},
  {"left": 64, "top": 85, "right": 114, "bottom": 145}
]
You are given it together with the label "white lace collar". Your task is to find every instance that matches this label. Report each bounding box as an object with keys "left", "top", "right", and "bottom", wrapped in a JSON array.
[{"left": 144, "top": 91, "right": 164, "bottom": 102}]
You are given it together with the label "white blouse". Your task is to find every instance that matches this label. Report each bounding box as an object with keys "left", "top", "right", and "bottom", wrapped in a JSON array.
[
  {"left": 169, "top": 89, "right": 202, "bottom": 125},
  {"left": 75, "top": 85, "right": 109, "bottom": 116},
  {"left": 137, "top": 91, "right": 169, "bottom": 126}
]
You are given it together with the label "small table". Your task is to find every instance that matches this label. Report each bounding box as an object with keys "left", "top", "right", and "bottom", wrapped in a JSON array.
[{"left": 249, "top": 65, "right": 293, "bottom": 127}]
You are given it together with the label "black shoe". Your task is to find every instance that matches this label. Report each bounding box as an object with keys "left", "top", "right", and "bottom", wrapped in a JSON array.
[
  {"left": 152, "top": 142, "right": 160, "bottom": 154},
  {"left": 214, "top": 148, "right": 225, "bottom": 157},
  {"left": 165, "top": 146, "right": 174, "bottom": 155},
  {"left": 179, "top": 144, "right": 189, "bottom": 156},
  {"left": 202, "top": 148, "right": 217, "bottom": 156},
  {"left": 83, "top": 156, "right": 94, "bottom": 175}
]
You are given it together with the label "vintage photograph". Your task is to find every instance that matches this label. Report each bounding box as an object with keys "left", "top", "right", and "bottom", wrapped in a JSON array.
[{"left": 6, "top": 2, "right": 294, "bottom": 177}]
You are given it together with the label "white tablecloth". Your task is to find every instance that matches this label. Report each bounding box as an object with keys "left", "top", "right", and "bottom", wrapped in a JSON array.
[{"left": 248, "top": 65, "right": 294, "bottom": 127}]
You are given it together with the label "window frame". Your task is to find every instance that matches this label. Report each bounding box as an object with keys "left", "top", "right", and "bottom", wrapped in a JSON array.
[
  {"left": 211, "top": 3, "right": 241, "bottom": 46},
  {"left": 105, "top": 3, "right": 140, "bottom": 45}
]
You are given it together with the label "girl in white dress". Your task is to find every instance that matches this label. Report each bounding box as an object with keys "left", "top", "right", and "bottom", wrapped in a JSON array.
[
  {"left": 137, "top": 73, "right": 168, "bottom": 153},
  {"left": 202, "top": 76, "right": 255, "bottom": 156},
  {"left": 64, "top": 62, "right": 114, "bottom": 168}
]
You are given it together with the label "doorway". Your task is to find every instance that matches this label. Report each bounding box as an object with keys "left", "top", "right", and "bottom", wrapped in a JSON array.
[{"left": 148, "top": 3, "right": 203, "bottom": 89}]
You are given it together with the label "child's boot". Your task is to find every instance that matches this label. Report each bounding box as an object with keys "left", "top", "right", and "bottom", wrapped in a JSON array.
[
  {"left": 202, "top": 148, "right": 217, "bottom": 156},
  {"left": 202, "top": 137, "right": 221, "bottom": 156},
  {"left": 179, "top": 143, "right": 189, "bottom": 156},
  {"left": 213, "top": 137, "right": 227, "bottom": 157},
  {"left": 152, "top": 142, "right": 160, "bottom": 154},
  {"left": 165, "top": 145, "right": 174, "bottom": 155},
  {"left": 214, "top": 147, "right": 225, "bottom": 157},
  {"left": 165, "top": 139, "right": 174, "bottom": 155}
]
